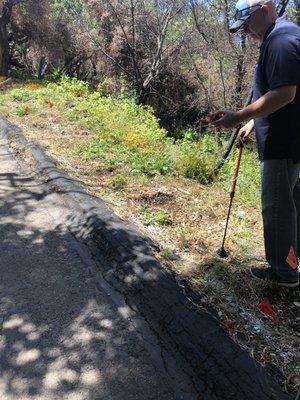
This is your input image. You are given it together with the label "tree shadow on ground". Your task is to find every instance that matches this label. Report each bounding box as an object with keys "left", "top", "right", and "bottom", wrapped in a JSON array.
[{"left": 0, "top": 172, "right": 174, "bottom": 400}]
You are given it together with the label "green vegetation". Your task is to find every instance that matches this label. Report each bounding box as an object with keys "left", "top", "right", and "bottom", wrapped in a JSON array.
[
  {"left": 11, "top": 88, "right": 32, "bottom": 102},
  {"left": 1, "top": 76, "right": 261, "bottom": 207},
  {"left": 159, "top": 247, "right": 175, "bottom": 260},
  {"left": 140, "top": 206, "right": 173, "bottom": 226},
  {"left": 109, "top": 174, "right": 128, "bottom": 190},
  {"left": 218, "top": 146, "right": 261, "bottom": 206}
]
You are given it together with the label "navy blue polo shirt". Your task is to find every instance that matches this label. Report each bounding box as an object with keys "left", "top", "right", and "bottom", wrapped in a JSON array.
[{"left": 252, "top": 16, "right": 300, "bottom": 162}]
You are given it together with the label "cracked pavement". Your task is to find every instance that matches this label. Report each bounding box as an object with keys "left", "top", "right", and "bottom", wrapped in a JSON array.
[{"left": 0, "top": 131, "right": 194, "bottom": 399}]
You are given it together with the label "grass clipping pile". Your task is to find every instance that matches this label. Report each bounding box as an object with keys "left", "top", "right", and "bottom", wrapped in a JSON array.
[{"left": 0, "top": 79, "right": 299, "bottom": 392}]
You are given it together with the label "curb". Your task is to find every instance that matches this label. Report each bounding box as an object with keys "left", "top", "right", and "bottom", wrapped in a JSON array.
[{"left": 2, "top": 117, "right": 294, "bottom": 400}]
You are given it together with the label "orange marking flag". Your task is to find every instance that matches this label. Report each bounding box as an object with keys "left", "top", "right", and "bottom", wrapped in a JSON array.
[
  {"left": 286, "top": 245, "right": 298, "bottom": 270},
  {"left": 257, "top": 299, "right": 279, "bottom": 326}
]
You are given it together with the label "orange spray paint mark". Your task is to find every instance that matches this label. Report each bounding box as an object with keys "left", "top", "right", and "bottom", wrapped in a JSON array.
[{"left": 286, "top": 245, "right": 298, "bottom": 270}]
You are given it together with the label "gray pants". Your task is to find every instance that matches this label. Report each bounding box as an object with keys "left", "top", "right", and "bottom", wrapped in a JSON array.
[{"left": 261, "top": 159, "right": 300, "bottom": 281}]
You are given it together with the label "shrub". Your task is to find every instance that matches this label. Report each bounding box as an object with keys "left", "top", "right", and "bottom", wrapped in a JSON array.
[
  {"left": 10, "top": 88, "right": 31, "bottom": 102},
  {"left": 176, "top": 134, "right": 219, "bottom": 183},
  {"left": 218, "top": 147, "right": 260, "bottom": 207}
]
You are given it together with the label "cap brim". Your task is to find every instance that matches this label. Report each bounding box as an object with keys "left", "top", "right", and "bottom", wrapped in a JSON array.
[{"left": 229, "top": 19, "right": 246, "bottom": 33}]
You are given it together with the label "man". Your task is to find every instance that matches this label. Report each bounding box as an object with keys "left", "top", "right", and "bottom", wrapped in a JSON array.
[{"left": 210, "top": 0, "right": 300, "bottom": 287}]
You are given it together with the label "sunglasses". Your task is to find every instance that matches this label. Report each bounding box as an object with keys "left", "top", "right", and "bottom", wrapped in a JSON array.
[{"left": 234, "top": 4, "right": 261, "bottom": 21}]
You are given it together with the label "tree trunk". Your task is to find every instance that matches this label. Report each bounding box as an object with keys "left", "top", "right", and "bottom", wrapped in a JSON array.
[
  {"left": 0, "top": 0, "right": 15, "bottom": 76},
  {"left": 38, "top": 57, "right": 47, "bottom": 79},
  {"left": 0, "top": 23, "right": 9, "bottom": 76}
]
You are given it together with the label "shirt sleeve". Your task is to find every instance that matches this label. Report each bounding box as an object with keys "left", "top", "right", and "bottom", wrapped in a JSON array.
[{"left": 265, "top": 34, "right": 300, "bottom": 90}]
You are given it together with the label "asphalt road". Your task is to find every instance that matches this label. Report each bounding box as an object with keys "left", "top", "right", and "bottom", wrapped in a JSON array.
[{"left": 0, "top": 132, "right": 196, "bottom": 399}]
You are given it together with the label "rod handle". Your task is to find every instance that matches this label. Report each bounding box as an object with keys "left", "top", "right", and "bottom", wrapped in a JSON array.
[{"left": 230, "top": 145, "right": 243, "bottom": 195}]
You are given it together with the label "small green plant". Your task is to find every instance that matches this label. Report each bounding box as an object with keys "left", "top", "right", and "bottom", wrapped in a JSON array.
[
  {"left": 58, "top": 75, "right": 90, "bottom": 97},
  {"left": 16, "top": 106, "right": 29, "bottom": 116},
  {"left": 177, "top": 224, "right": 189, "bottom": 249},
  {"left": 49, "top": 68, "right": 64, "bottom": 82},
  {"left": 64, "top": 147, "right": 84, "bottom": 157},
  {"left": 159, "top": 247, "right": 175, "bottom": 260},
  {"left": 11, "top": 88, "right": 31, "bottom": 102},
  {"left": 110, "top": 174, "right": 127, "bottom": 190},
  {"left": 155, "top": 211, "right": 173, "bottom": 225},
  {"left": 140, "top": 206, "right": 172, "bottom": 226}
]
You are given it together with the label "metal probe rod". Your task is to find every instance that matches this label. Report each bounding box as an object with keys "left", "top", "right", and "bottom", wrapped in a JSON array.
[{"left": 219, "top": 143, "right": 244, "bottom": 253}]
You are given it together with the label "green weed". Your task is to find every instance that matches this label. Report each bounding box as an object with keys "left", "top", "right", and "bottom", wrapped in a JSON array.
[
  {"left": 177, "top": 224, "right": 189, "bottom": 249},
  {"left": 15, "top": 106, "right": 31, "bottom": 116},
  {"left": 11, "top": 88, "right": 31, "bottom": 102},
  {"left": 140, "top": 206, "right": 172, "bottom": 226},
  {"left": 110, "top": 174, "right": 128, "bottom": 190},
  {"left": 159, "top": 247, "right": 175, "bottom": 260}
]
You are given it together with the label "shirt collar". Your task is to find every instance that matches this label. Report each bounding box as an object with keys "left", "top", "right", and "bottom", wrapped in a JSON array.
[{"left": 262, "top": 21, "right": 276, "bottom": 42}]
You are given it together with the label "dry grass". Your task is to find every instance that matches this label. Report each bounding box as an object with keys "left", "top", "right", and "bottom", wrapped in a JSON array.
[{"left": 0, "top": 81, "right": 299, "bottom": 391}]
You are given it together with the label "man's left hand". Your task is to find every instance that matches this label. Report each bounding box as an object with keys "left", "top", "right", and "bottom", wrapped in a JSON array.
[{"left": 208, "top": 110, "right": 243, "bottom": 129}]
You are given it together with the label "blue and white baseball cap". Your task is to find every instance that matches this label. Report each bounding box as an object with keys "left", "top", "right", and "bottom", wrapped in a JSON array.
[{"left": 230, "top": 0, "right": 265, "bottom": 33}]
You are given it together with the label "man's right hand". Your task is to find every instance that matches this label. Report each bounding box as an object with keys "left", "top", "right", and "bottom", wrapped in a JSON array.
[{"left": 238, "top": 119, "right": 254, "bottom": 144}]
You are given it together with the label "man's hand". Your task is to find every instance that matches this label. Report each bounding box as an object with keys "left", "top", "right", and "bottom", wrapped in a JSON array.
[
  {"left": 207, "top": 110, "right": 243, "bottom": 129},
  {"left": 238, "top": 119, "right": 254, "bottom": 144},
  {"left": 207, "top": 86, "right": 296, "bottom": 130}
]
